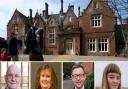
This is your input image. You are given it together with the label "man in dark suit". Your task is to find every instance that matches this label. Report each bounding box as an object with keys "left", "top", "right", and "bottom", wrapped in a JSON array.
[
  {"left": 26, "top": 17, "right": 44, "bottom": 61},
  {"left": 4, "top": 64, "right": 20, "bottom": 89},
  {"left": 71, "top": 63, "right": 88, "bottom": 89}
]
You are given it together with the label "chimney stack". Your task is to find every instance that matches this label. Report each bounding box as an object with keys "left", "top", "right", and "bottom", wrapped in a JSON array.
[
  {"left": 70, "top": 5, "right": 74, "bottom": 11},
  {"left": 78, "top": 6, "right": 80, "bottom": 17},
  {"left": 61, "top": 0, "right": 63, "bottom": 14},
  {"left": 45, "top": 2, "right": 49, "bottom": 18},
  {"left": 29, "top": 9, "right": 33, "bottom": 25}
]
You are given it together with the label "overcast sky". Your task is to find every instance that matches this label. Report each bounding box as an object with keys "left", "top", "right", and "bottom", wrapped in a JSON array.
[
  {"left": 95, "top": 61, "right": 128, "bottom": 88},
  {"left": 0, "top": 0, "right": 89, "bottom": 39}
]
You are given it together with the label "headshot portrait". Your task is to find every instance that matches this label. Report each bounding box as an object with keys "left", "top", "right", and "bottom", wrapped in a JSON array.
[
  {"left": 95, "top": 61, "right": 128, "bottom": 89},
  {"left": 63, "top": 62, "right": 94, "bottom": 89},
  {"left": 31, "top": 62, "right": 61, "bottom": 89},
  {"left": 0, "top": 61, "right": 30, "bottom": 89}
]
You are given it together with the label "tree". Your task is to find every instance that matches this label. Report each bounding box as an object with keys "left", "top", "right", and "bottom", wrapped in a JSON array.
[
  {"left": 108, "top": 0, "right": 128, "bottom": 56},
  {"left": 63, "top": 62, "right": 75, "bottom": 79},
  {"left": 0, "top": 37, "right": 7, "bottom": 51},
  {"left": 86, "top": 72, "right": 94, "bottom": 89},
  {"left": 108, "top": 0, "right": 128, "bottom": 24}
]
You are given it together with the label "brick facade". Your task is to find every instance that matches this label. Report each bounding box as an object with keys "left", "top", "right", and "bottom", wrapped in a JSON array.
[
  {"left": 7, "top": 0, "right": 117, "bottom": 56},
  {"left": 7, "top": 9, "right": 29, "bottom": 54},
  {"left": 80, "top": 0, "right": 116, "bottom": 56}
]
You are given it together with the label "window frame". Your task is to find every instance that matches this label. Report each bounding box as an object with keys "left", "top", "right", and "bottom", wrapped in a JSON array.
[
  {"left": 48, "top": 28, "right": 56, "bottom": 46},
  {"left": 13, "top": 24, "right": 19, "bottom": 33},
  {"left": 98, "top": 38, "right": 109, "bottom": 52},
  {"left": 88, "top": 39, "right": 96, "bottom": 52},
  {"left": 91, "top": 15, "right": 102, "bottom": 28}
]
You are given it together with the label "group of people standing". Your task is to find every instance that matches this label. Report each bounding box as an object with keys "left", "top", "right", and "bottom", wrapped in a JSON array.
[
  {"left": 0, "top": 32, "right": 19, "bottom": 61},
  {"left": 0, "top": 16, "right": 43, "bottom": 61}
]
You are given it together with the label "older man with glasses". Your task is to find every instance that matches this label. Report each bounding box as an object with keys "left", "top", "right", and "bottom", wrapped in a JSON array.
[{"left": 4, "top": 64, "right": 20, "bottom": 89}]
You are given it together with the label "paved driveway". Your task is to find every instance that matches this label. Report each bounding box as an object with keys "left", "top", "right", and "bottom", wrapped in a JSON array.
[{"left": 19, "top": 55, "right": 128, "bottom": 61}]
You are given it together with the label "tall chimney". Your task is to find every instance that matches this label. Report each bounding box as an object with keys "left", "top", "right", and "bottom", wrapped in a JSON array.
[
  {"left": 61, "top": 0, "right": 63, "bottom": 14},
  {"left": 78, "top": 6, "right": 80, "bottom": 17},
  {"left": 45, "top": 3, "right": 48, "bottom": 18},
  {"left": 29, "top": 9, "right": 33, "bottom": 26},
  {"left": 70, "top": 5, "right": 74, "bottom": 11},
  {"left": 43, "top": 10, "right": 45, "bottom": 16}
]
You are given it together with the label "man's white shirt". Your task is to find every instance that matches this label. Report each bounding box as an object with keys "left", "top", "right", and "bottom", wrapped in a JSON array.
[{"left": 75, "top": 85, "right": 84, "bottom": 89}]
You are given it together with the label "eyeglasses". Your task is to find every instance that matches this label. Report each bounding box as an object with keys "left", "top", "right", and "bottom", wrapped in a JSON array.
[{"left": 71, "top": 74, "right": 85, "bottom": 79}]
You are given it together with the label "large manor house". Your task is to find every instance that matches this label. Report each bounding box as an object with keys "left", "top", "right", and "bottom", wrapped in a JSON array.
[{"left": 7, "top": 0, "right": 127, "bottom": 56}]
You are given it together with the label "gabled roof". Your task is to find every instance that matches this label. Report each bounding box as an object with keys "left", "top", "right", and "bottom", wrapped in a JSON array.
[
  {"left": 48, "top": 14, "right": 60, "bottom": 24},
  {"left": 81, "top": 0, "right": 93, "bottom": 15},
  {"left": 34, "top": 11, "right": 40, "bottom": 19},
  {"left": 47, "top": 13, "right": 66, "bottom": 26},
  {"left": 17, "top": 9, "right": 29, "bottom": 24},
  {"left": 8, "top": 9, "right": 29, "bottom": 25},
  {"left": 63, "top": 5, "right": 77, "bottom": 21},
  {"left": 81, "top": 0, "right": 114, "bottom": 17}
]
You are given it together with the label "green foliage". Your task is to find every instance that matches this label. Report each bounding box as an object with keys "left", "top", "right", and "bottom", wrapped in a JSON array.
[
  {"left": 63, "top": 62, "right": 75, "bottom": 79},
  {"left": 0, "top": 38, "right": 7, "bottom": 51},
  {"left": 86, "top": 72, "right": 94, "bottom": 89}
]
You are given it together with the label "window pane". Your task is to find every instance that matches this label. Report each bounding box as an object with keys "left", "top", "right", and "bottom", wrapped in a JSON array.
[
  {"left": 88, "top": 39, "right": 96, "bottom": 52},
  {"left": 48, "top": 28, "right": 56, "bottom": 45},
  {"left": 99, "top": 38, "right": 108, "bottom": 52},
  {"left": 92, "top": 15, "right": 101, "bottom": 27}
]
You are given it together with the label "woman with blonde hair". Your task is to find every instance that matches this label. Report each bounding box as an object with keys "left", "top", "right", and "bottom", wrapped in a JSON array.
[
  {"left": 35, "top": 64, "right": 58, "bottom": 89},
  {"left": 101, "top": 63, "right": 121, "bottom": 89}
]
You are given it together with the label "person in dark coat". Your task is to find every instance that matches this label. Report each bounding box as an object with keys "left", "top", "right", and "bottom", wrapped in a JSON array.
[
  {"left": 26, "top": 17, "right": 43, "bottom": 61},
  {"left": 8, "top": 32, "right": 18, "bottom": 61}
]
